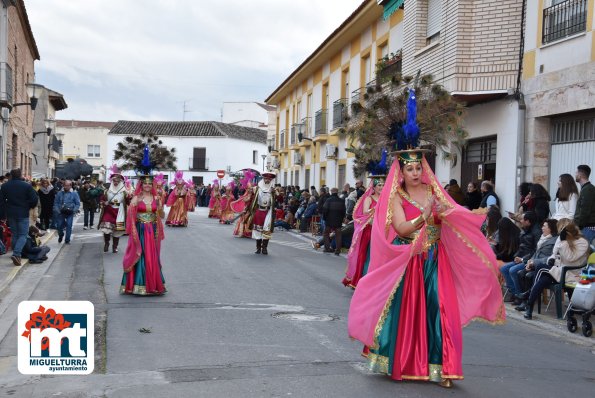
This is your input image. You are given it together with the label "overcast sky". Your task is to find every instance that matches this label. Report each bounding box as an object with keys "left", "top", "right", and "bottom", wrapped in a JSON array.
[{"left": 26, "top": 0, "right": 363, "bottom": 122}]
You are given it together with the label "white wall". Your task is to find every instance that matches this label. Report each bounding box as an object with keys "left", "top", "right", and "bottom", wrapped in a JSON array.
[
  {"left": 56, "top": 125, "right": 110, "bottom": 179},
  {"left": 222, "top": 102, "right": 268, "bottom": 126},
  {"left": 107, "top": 135, "right": 267, "bottom": 185}
]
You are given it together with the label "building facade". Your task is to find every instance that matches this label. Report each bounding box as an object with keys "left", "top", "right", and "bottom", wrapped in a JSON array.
[
  {"left": 221, "top": 102, "right": 274, "bottom": 129},
  {"left": 107, "top": 121, "right": 267, "bottom": 185},
  {"left": 0, "top": 0, "right": 39, "bottom": 176},
  {"left": 31, "top": 88, "right": 67, "bottom": 178},
  {"left": 521, "top": 0, "right": 595, "bottom": 202},
  {"left": 55, "top": 120, "right": 115, "bottom": 182},
  {"left": 265, "top": 0, "right": 525, "bottom": 212}
]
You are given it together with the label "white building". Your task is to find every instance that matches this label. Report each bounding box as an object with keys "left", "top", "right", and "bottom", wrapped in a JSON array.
[
  {"left": 31, "top": 88, "right": 67, "bottom": 178},
  {"left": 107, "top": 121, "right": 267, "bottom": 185},
  {"left": 221, "top": 102, "right": 275, "bottom": 129},
  {"left": 55, "top": 120, "right": 116, "bottom": 181}
]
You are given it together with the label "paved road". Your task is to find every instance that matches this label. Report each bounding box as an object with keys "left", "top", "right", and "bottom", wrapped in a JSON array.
[{"left": 0, "top": 208, "right": 594, "bottom": 397}]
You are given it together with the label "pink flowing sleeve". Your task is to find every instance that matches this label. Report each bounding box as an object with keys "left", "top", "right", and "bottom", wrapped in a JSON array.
[
  {"left": 166, "top": 190, "right": 176, "bottom": 207},
  {"left": 122, "top": 203, "right": 141, "bottom": 272}
]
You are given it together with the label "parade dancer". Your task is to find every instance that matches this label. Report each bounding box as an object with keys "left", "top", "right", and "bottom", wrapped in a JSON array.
[
  {"left": 122, "top": 146, "right": 166, "bottom": 295},
  {"left": 231, "top": 171, "right": 256, "bottom": 238},
  {"left": 154, "top": 173, "right": 167, "bottom": 205},
  {"left": 219, "top": 183, "right": 236, "bottom": 224},
  {"left": 208, "top": 180, "right": 222, "bottom": 219},
  {"left": 98, "top": 165, "right": 128, "bottom": 253},
  {"left": 343, "top": 151, "right": 387, "bottom": 288},
  {"left": 247, "top": 173, "right": 276, "bottom": 254},
  {"left": 347, "top": 89, "right": 504, "bottom": 387},
  {"left": 165, "top": 171, "right": 189, "bottom": 227},
  {"left": 186, "top": 179, "right": 197, "bottom": 212}
]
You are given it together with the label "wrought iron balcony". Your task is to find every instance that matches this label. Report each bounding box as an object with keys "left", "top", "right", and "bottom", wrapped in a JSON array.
[
  {"left": 267, "top": 137, "right": 277, "bottom": 152},
  {"left": 543, "top": 0, "right": 587, "bottom": 44},
  {"left": 314, "top": 109, "right": 328, "bottom": 136},
  {"left": 291, "top": 123, "right": 303, "bottom": 145},
  {"left": 332, "top": 98, "right": 349, "bottom": 129},
  {"left": 189, "top": 157, "right": 209, "bottom": 171},
  {"left": 280, "top": 129, "right": 286, "bottom": 149}
]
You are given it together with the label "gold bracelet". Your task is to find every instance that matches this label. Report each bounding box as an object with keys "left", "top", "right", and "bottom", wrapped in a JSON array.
[{"left": 410, "top": 214, "right": 425, "bottom": 227}]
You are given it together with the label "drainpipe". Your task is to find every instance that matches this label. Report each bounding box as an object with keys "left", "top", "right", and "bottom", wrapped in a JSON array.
[{"left": 515, "top": 0, "right": 527, "bottom": 209}]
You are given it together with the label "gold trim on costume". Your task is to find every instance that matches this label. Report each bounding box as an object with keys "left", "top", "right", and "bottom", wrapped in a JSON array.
[
  {"left": 371, "top": 271, "right": 405, "bottom": 350},
  {"left": 366, "top": 352, "right": 389, "bottom": 374},
  {"left": 137, "top": 212, "right": 156, "bottom": 223}
]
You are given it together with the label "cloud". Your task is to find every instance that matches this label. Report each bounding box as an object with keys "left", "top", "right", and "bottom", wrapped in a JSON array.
[{"left": 26, "top": 0, "right": 364, "bottom": 121}]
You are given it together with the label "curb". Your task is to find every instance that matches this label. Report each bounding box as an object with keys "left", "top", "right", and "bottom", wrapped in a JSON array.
[{"left": 0, "top": 229, "right": 56, "bottom": 296}]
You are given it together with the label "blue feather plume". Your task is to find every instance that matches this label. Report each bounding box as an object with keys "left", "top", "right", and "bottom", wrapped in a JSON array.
[
  {"left": 402, "top": 88, "right": 420, "bottom": 148},
  {"left": 366, "top": 148, "right": 389, "bottom": 175},
  {"left": 136, "top": 144, "right": 154, "bottom": 175}
]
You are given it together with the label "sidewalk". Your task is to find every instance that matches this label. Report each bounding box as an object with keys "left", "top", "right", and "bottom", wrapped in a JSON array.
[{"left": 0, "top": 229, "right": 56, "bottom": 297}]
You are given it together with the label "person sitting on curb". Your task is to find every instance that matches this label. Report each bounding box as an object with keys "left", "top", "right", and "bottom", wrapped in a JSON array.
[{"left": 22, "top": 226, "right": 50, "bottom": 264}]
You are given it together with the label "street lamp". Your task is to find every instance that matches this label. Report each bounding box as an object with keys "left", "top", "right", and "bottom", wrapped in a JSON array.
[
  {"left": 11, "top": 83, "right": 45, "bottom": 111},
  {"left": 261, "top": 154, "right": 267, "bottom": 171},
  {"left": 297, "top": 132, "right": 313, "bottom": 142},
  {"left": 33, "top": 118, "right": 56, "bottom": 138}
]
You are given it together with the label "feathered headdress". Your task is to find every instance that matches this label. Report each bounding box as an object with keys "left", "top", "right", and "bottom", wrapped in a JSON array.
[
  {"left": 109, "top": 164, "right": 122, "bottom": 180},
  {"left": 170, "top": 170, "right": 185, "bottom": 185},
  {"left": 185, "top": 178, "right": 195, "bottom": 189},
  {"left": 394, "top": 88, "right": 431, "bottom": 164},
  {"left": 153, "top": 172, "right": 165, "bottom": 186},
  {"left": 240, "top": 170, "right": 256, "bottom": 189},
  {"left": 366, "top": 148, "right": 389, "bottom": 177}
]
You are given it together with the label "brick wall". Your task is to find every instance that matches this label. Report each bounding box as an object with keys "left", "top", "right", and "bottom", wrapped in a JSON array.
[
  {"left": 403, "top": 0, "right": 522, "bottom": 93},
  {"left": 5, "top": 2, "right": 36, "bottom": 175}
]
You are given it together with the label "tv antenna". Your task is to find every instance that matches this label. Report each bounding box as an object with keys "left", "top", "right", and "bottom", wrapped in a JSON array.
[{"left": 177, "top": 99, "right": 194, "bottom": 121}]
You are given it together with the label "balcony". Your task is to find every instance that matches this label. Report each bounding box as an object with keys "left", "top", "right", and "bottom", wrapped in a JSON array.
[
  {"left": 267, "top": 137, "right": 277, "bottom": 153},
  {"left": 0, "top": 62, "right": 14, "bottom": 107},
  {"left": 543, "top": 0, "right": 587, "bottom": 44},
  {"left": 189, "top": 157, "right": 209, "bottom": 171},
  {"left": 290, "top": 123, "right": 303, "bottom": 146},
  {"left": 279, "top": 129, "right": 287, "bottom": 151},
  {"left": 332, "top": 98, "right": 349, "bottom": 130},
  {"left": 299, "top": 117, "right": 312, "bottom": 145},
  {"left": 314, "top": 109, "right": 328, "bottom": 137}
]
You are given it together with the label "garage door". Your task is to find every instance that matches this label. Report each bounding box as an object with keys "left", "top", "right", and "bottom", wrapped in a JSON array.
[{"left": 549, "top": 114, "right": 595, "bottom": 213}]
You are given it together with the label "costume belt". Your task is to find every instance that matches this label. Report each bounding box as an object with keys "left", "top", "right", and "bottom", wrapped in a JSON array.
[
  {"left": 400, "top": 224, "right": 441, "bottom": 246},
  {"left": 258, "top": 206, "right": 270, "bottom": 210},
  {"left": 136, "top": 213, "right": 156, "bottom": 223}
]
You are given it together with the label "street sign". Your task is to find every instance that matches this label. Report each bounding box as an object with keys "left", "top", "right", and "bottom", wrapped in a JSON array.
[{"left": 216, "top": 170, "right": 225, "bottom": 179}]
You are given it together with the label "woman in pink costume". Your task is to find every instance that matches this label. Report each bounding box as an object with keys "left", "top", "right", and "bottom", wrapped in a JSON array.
[
  {"left": 348, "top": 90, "right": 504, "bottom": 388},
  {"left": 231, "top": 171, "right": 256, "bottom": 237},
  {"left": 121, "top": 148, "right": 166, "bottom": 295},
  {"left": 219, "top": 183, "right": 236, "bottom": 224},
  {"left": 343, "top": 176, "right": 385, "bottom": 288},
  {"left": 186, "top": 179, "right": 197, "bottom": 212},
  {"left": 208, "top": 181, "right": 222, "bottom": 219},
  {"left": 153, "top": 173, "right": 167, "bottom": 205},
  {"left": 165, "top": 171, "right": 189, "bottom": 227}
]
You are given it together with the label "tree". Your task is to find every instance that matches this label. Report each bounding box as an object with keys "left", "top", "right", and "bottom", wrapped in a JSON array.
[
  {"left": 113, "top": 132, "right": 177, "bottom": 172},
  {"left": 345, "top": 71, "right": 467, "bottom": 177}
]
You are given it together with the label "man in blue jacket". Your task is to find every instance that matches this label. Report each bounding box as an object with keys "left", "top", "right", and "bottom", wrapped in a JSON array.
[
  {"left": 0, "top": 169, "right": 39, "bottom": 266},
  {"left": 53, "top": 180, "right": 80, "bottom": 244}
]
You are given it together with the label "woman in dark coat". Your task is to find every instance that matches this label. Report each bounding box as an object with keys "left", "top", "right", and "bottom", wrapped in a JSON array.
[
  {"left": 37, "top": 179, "right": 56, "bottom": 230},
  {"left": 529, "top": 183, "right": 551, "bottom": 226}
]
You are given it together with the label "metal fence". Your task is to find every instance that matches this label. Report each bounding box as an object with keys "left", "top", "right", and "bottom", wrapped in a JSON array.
[{"left": 542, "top": 0, "right": 587, "bottom": 44}]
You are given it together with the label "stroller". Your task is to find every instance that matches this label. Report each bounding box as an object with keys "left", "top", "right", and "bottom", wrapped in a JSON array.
[{"left": 566, "top": 249, "right": 595, "bottom": 337}]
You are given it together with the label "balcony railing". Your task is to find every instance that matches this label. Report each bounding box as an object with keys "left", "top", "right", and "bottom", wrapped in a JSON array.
[
  {"left": 267, "top": 137, "right": 276, "bottom": 152},
  {"left": 332, "top": 98, "right": 349, "bottom": 129},
  {"left": 280, "top": 129, "right": 286, "bottom": 149},
  {"left": 314, "top": 109, "right": 328, "bottom": 136},
  {"left": 300, "top": 117, "right": 312, "bottom": 140},
  {"left": 377, "top": 57, "right": 402, "bottom": 82},
  {"left": 543, "top": 0, "right": 587, "bottom": 44},
  {"left": 189, "top": 157, "right": 209, "bottom": 170},
  {"left": 291, "top": 123, "right": 303, "bottom": 145}
]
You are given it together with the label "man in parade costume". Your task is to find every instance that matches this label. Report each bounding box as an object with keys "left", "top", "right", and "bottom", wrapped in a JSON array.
[
  {"left": 248, "top": 172, "right": 276, "bottom": 255},
  {"left": 98, "top": 165, "right": 128, "bottom": 253}
]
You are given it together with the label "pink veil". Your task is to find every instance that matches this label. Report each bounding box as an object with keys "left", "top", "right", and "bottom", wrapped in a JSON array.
[
  {"left": 347, "top": 156, "right": 505, "bottom": 347},
  {"left": 344, "top": 182, "right": 375, "bottom": 283}
]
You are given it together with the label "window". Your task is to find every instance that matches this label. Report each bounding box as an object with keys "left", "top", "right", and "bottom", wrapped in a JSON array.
[
  {"left": 253, "top": 150, "right": 258, "bottom": 164},
  {"left": 192, "top": 147, "right": 207, "bottom": 170},
  {"left": 543, "top": 0, "right": 587, "bottom": 44},
  {"left": 426, "top": 0, "right": 442, "bottom": 44},
  {"left": 87, "top": 145, "right": 100, "bottom": 157},
  {"left": 363, "top": 56, "right": 371, "bottom": 84}
]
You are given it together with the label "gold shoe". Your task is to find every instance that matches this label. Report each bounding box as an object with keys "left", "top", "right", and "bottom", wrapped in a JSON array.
[{"left": 439, "top": 379, "right": 453, "bottom": 388}]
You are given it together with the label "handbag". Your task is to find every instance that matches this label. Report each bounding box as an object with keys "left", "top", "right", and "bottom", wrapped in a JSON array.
[
  {"left": 548, "top": 257, "right": 563, "bottom": 282},
  {"left": 60, "top": 192, "right": 75, "bottom": 215}
]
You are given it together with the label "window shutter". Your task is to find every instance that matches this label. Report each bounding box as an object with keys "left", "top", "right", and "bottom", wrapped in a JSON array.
[{"left": 427, "top": 0, "right": 442, "bottom": 38}]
